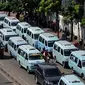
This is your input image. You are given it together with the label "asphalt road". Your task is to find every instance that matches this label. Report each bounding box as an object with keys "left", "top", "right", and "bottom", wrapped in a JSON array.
[
  {"left": 0, "top": 71, "right": 14, "bottom": 85},
  {"left": 0, "top": 52, "right": 85, "bottom": 85}
]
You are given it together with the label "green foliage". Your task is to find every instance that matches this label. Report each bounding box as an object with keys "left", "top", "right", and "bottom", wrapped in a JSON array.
[
  {"left": 38, "top": 0, "right": 61, "bottom": 14},
  {"left": 81, "top": 18, "right": 85, "bottom": 27}
]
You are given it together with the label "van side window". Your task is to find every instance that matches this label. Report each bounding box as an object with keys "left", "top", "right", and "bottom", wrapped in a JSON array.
[
  {"left": 29, "top": 31, "right": 31, "bottom": 36},
  {"left": 42, "top": 38, "right": 44, "bottom": 44},
  {"left": 32, "top": 34, "right": 33, "bottom": 38},
  {"left": 14, "top": 45, "right": 17, "bottom": 51},
  {"left": 75, "top": 57, "right": 78, "bottom": 63},
  {"left": 18, "top": 49, "right": 21, "bottom": 54},
  {"left": 21, "top": 29, "right": 23, "bottom": 33},
  {"left": 59, "top": 80, "right": 66, "bottom": 85},
  {"left": 58, "top": 47, "right": 60, "bottom": 52},
  {"left": 70, "top": 54, "right": 75, "bottom": 61},
  {"left": 27, "top": 30, "right": 29, "bottom": 35},
  {"left": 39, "top": 36, "right": 42, "bottom": 42},
  {"left": 11, "top": 42, "right": 14, "bottom": 47},
  {"left": 25, "top": 53, "right": 28, "bottom": 60},
  {"left": 45, "top": 40, "right": 47, "bottom": 46},
  {"left": 78, "top": 60, "right": 82, "bottom": 68},
  {"left": 61, "top": 49, "right": 63, "bottom": 55},
  {"left": 54, "top": 44, "right": 57, "bottom": 50}
]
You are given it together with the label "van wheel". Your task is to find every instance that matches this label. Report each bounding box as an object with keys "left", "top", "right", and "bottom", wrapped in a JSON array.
[
  {"left": 72, "top": 67, "right": 74, "bottom": 73},
  {"left": 27, "top": 66, "right": 30, "bottom": 74},
  {"left": 81, "top": 73, "right": 85, "bottom": 79},
  {"left": 63, "top": 62, "right": 65, "bottom": 68},
  {"left": 19, "top": 61, "right": 21, "bottom": 68}
]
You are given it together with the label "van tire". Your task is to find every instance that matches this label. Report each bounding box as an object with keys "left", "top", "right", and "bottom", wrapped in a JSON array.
[
  {"left": 81, "top": 73, "right": 85, "bottom": 79},
  {"left": 27, "top": 66, "right": 30, "bottom": 74},
  {"left": 19, "top": 61, "right": 22, "bottom": 68}
]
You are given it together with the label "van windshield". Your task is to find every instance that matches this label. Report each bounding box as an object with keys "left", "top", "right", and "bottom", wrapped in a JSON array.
[
  {"left": 29, "top": 54, "right": 43, "bottom": 60},
  {"left": 82, "top": 61, "right": 85, "bottom": 67},
  {"left": 34, "top": 34, "right": 39, "bottom": 39},
  {"left": 11, "top": 22, "right": 19, "bottom": 26},
  {"left": 5, "top": 35, "right": 18, "bottom": 41},
  {"left": 48, "top": 41, "right": 55, "bottom": 47},
  {"left": 64, "top": 49, "right": 78, "bottom": 56}
]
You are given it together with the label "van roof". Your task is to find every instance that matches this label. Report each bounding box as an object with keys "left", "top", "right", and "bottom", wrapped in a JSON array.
[
  {"left": 62, "top": 74, "right": 84, "bottom": 85},
  {"left": 19, "top": 45, "right": 40, "bottom": 54},
  {"left": 18, "top": 22, "right": 31, "bottom": 28},
  {"left": 0, "top": 13, "right": 7, "bottom": 17},
  {"left": 71, "top": 50, "right": 85, "bottom": 60},
  {"left": 27, "top": 27, "right": 44, "bottom": 34},
  {"left": 9, "top": 36, "right": 27, "bottom": 45},
  {"left": 0, "top": 28, "right": 18, "bottom": 36},
  {"left": 5, "top": 17, "right": 19, "bottom": 22},
  {"left": 54, "top": 40, "right": 77, "bottom": 50},
  {"left": 39, "top": 33, "right": 59, "bottom": 41}
]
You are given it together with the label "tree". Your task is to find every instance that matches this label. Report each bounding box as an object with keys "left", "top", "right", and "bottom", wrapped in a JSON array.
[
  {"left": 37, "top": 0, "right": 61, "bottom": 37},
  {"left": 63, "top": 0, "right": 83, "bottom": 41}
]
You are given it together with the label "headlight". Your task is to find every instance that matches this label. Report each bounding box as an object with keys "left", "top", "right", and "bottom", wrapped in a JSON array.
[{"left": 45, "top": 80, "right": 53, "bottom": 85}]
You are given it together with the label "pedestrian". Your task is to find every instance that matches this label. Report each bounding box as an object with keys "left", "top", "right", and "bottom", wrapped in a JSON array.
[
  {"left": 79, "top": 39, "right": 84, "bottom": 50},
  {"left": 16, "top": 12, "right": 20, "bottom": 19},
  {"left": 72, "top": 36, "right": 79, "bottom": 48}
]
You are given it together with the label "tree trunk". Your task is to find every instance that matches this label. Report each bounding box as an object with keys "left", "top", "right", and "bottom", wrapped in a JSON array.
[
  {"left": 56, "top": 11, "right": 59, "bottom": 38},
  {"left": 78, "top": 22, "right": 80, "bottom": 41},
  {"left": 71, "top": 18, "right": 73, "bottom": 41}
]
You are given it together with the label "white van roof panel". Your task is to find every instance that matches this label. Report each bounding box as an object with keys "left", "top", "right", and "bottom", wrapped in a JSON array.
[
  {"left": 18, "top": 22, "right": 31, "bottom": 28},
  {"left": 5, "top": 17, "right": 19, "bottom": 22},
  {"left": 9, "top": 37, "right": 27, "bottom": 45},
  {"left": 54, "top": 40, "right": 77, "bottom": 50},
  {"left": 0, "top": 28, "right": 18, "bottom": 36},
  {"left": 71, "top": 50, "right": 85, "bottom": 60},
  {"left": 19, "top": 45, "right": 40, "bottom": 54},
  {"left": 62, "top": 74, "right": 84, "bottom": 85},
  {"left": 40, "top": 33, "right": 59, "bottom": 41},
  {"left": 27, "top": 27, "right": 44, "bottom": 34}
]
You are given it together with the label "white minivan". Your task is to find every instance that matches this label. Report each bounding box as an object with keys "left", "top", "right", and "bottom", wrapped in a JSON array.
[
  {"left": 0, "top": 28, "right": 18, "bottom": 50},
  {"left": 37, "top": 32, "right": 59, "bottom": 54},
  {"left": 58, "top": 74, "right": 85, "bottom": 85},
  {"left": 3, "top": 16, "right": 19, "bottom": 31},
  {"left": 0, "top": 13, "right": 7, "bottom": 27},
  {"left": 52, "top": 40, "right": 78, "bottom": 67},
  {"left": 7, "top": 36, "right": 28, "bottom": 59},
  {"left": 69, "top": 50, "right": 85, "bottom": 79},
  {"left": 17, "top": 45, "right": 45, "bottom": 73},
  {"left": 16, "top": 22, "right": 31, "bottom": 40},
  {"left": 26, "top": 27, "right": 44, "bottom": 47}
]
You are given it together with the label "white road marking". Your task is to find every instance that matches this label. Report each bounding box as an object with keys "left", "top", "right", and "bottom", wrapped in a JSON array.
[
  {"left": 0, "top": 61, "right": 5, "bottom": 67},
  {"left": 0, "top": 71, "right": 16, "bottom": 85},
  {"left": 19, "top": 77, "right": 29, "bottom": 85}
]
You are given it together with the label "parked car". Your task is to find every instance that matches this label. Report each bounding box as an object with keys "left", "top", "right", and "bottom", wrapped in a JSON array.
[
  {"left": 34, "top": 63, "right": 62, "bottom": 85},
  {"left": 58, "top": 74, "right": 85, "bottom": 85}
]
